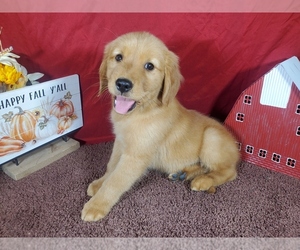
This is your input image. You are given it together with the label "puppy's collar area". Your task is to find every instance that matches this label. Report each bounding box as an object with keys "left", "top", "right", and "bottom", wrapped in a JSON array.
[{"left": 114, "top": 95, "right": 136, "bottom": 114}]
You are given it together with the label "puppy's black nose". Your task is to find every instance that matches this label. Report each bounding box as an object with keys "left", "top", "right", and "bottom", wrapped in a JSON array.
[{"left": 116, "top": 78, "right": 133, "bottom": 94}]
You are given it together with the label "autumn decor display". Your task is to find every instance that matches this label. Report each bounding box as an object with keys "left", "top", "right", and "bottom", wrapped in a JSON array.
[
  {"left": 0, "top": 26, "right": 83, "bottom": 177},
  {"left": 0, "top": 51, "right": 82, "bottom": 167},
  {"left": 0, "top": 27, "right": 44, "bottom": 93},
  {"left": 0, "top": 18, "right": 82, "bottom": 180}
]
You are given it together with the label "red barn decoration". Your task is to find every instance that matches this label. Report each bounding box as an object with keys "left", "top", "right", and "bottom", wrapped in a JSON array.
[{"left": 225, "top": 56, "right": 300, "bottom": 179}]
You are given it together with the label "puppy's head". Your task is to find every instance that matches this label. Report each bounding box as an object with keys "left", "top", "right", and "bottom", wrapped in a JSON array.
[{"left": 99, "top": 32, "right": 183, "bottom": 115}]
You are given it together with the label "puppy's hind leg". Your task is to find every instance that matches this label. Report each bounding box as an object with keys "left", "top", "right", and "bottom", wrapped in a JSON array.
[
  {"left": 183, "top": 163, "right": 208, "bottom": 180},
  {"left": 168, "top": 164, "right": 206, "bottom": 181},
  {"left": 190, "top": 126, "right": 239, "bottom": 193},
  {"left": 190, "top": 167, "right": 237, "bottom": 194}
]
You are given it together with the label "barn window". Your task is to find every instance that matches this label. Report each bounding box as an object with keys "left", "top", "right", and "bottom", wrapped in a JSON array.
[
  {"left": 296, "top": 104, "right": 300, "bottom": 114},
  {"left": 258, "top": 149, "right": 267, "bottom": 158},
  {"left": 286, "top": 158, "right": 296, "bottom": 168},
  {"left": 243, "top": 95, "right": 252, "bottom": 105},
  {"left": 245, "top": 145, "right": 254, "bottom": 154},
  {"left": 236, "top": 113, "right": 245, "bottom": 122},
  {"left": 297, "top": 126, "right": 300, "bottom": 136},
  {"left": 272, "top": 153, "right": 281, "bottom": 163}
]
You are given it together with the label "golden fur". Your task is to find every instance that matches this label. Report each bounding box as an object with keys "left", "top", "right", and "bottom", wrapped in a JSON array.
[{"left": 81, "top": 32, "right": 240, "bottom": 221}]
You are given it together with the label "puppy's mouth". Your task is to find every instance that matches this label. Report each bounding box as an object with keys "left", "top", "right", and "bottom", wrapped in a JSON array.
[{"left": 114, "top": 95, "right": 137, "bottom": 114}]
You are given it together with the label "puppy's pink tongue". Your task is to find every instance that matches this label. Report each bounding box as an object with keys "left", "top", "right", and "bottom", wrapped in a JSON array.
[{"left": 114, "top": 96, "right": 135, "bottom": 114}]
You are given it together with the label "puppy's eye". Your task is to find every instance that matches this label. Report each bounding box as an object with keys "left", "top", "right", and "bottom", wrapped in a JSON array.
[
  {"left": 144, "top": 62, "right": 154, "bottom": 71},
  {"left": 115, "top": 54, "right": 123, "bottom": 62}
]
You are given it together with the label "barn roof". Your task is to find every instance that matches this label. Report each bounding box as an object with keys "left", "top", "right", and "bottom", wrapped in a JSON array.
[
  {"left": 281, "top": 56, "right": 300, "bottom": 90},
  {"left": 260, "top": 56, "right": 300, "bottom": 109}
]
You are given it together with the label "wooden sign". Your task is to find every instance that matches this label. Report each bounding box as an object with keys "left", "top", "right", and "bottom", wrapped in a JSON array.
[{"left": 0, "top": 74, "right": 83, "bottom": 165}]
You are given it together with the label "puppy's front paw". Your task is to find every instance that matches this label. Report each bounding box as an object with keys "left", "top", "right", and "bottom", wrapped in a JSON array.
[{"left": 81, "top": 200, "right": 109, "bottom": 222}]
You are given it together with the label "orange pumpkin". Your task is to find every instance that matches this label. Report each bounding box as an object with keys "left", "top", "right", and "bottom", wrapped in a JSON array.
[
  {"left": 57, "top": 116, "right": 72, "bottom": 134},
  {"left": 10, "top": 106, "right": 37, "bottom": 142},
  {"left": 50, "top": 99, "right": 74, "bottom": 118},
  {"left": 0, "top": 136, "right": 25, "bottom": 156}
]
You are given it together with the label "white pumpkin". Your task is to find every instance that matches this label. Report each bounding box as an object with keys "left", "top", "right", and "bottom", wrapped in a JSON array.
[
  {"left": 0, "top": 120, "right": 11, "bottom": 137},
  {"left": 35, "top": 115, "right": 58, "bottom": 140}
]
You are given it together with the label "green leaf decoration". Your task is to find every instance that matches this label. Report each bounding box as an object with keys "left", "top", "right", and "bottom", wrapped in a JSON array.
[
  {"left": 64, "top": 91, "right": 72, "bottom": 99},
  {"left": 38, "top": 122, "right": 47, "bottom": 130},
  {"left": 2, "top": 111, "right": 13, "bottom": 122}
]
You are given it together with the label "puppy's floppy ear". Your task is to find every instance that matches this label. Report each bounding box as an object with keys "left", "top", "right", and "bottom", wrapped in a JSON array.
[
  {"left": 98, "top": 45, "right": 110, "bottom": 96},
  {"left": 161, "top": 50, "right": 184, "bottom": 105}
]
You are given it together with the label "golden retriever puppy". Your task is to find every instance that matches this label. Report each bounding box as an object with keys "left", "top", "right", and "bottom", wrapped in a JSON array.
[{"left": 81, "top": 32, "right": 240, "bottom": 222}]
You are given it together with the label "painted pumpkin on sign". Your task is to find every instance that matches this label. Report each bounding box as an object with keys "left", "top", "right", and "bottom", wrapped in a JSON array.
[
  {"left": 57, "top": 116, "right": 72, "bottom": 134},
  {"left": 0, "top": 136, "right": 25, "bottom": 156},
  {"left": 50, "top": 99, "right": 74, "bottom": 118},
  {"left": 10, "top": 106, "right": 37, "bottom": 142},
  {"left": 35, "top": 115, "right": 58, "bottom": 140}
]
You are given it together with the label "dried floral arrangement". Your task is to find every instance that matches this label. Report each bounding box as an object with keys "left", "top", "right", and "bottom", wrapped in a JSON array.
[{"left": 0, "top": 27, "right": 44, "bottom": 93}]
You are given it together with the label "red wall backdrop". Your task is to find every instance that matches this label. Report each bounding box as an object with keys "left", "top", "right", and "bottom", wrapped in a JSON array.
[{"left": 0, "top": 13, "right": 300, "bottom": 143}]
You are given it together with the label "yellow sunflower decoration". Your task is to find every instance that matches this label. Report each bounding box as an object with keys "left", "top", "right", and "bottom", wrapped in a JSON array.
[{"left": 0, "top": 27, "right": 44, "bottom": 92}]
